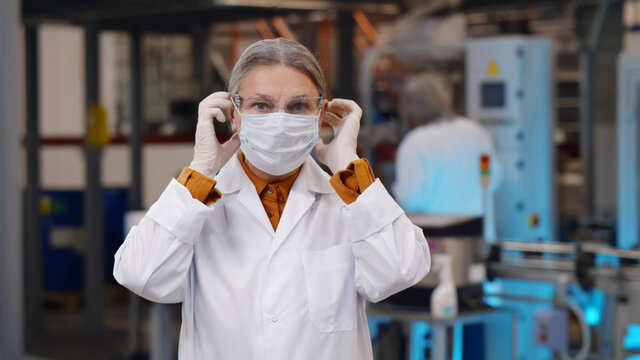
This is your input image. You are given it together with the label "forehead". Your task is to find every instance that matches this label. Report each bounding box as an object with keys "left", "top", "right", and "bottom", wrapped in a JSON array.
[{"left": 238, "top": 65, "right": 318, "bottom": 97}]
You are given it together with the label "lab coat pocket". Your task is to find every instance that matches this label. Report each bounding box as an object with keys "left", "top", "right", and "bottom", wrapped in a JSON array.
[{"left": 303, "top": 243, "right": 357, "bottom": 332}]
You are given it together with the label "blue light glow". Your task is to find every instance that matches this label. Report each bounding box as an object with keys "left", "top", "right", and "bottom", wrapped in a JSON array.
[
  {"left": 624, "top": 324, "right": 640, "bottom": 350},
  {"left": 584, "top": 306, "right": 601, "bottom": 326},
  {"left": 410, "top": 321, "right": 431, "bottom": 360}
]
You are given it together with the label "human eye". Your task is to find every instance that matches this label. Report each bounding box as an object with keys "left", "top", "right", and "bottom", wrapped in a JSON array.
[
  {"left": 288, "top": 100, "right": 312, "bottom": 114},
  {"left": 250, "top": 101, "right": 273, "bottom": 113}
]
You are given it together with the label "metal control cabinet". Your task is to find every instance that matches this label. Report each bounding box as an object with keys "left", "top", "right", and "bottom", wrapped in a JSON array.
[{"left": 466, "top": 36, "right": 555, "bottom": 243}]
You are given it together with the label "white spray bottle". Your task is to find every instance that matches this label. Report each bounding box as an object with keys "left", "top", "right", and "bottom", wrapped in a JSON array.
[{"left": 430, "top": 254, "right": 458, "bottom": 319}]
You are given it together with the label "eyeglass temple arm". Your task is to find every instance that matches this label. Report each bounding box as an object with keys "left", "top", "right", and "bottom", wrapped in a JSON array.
[{"left": 232, "top": 94, "right": 241, "bottom": 108}]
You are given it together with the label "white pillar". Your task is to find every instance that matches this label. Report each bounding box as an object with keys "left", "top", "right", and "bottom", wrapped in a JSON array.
[{"left": 0, "top": 0, "right": 24, "bottom": 357}]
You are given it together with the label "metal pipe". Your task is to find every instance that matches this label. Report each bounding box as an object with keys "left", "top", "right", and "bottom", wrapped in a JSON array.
[
  {"left": 580, "top": 0, "right": 612, "bottom": 216},
  {"left": 130, "top": 31, "right": 143, "bottom": 213},
  {"left": 581, "top": 243, "right": 640, "bottom": 259},
  {"left": 24, "top": 23, "right": 43, "bottom": 335},
  {"left": 591, "top": 266, "right": 640, "bottom": 283},
  {"left": 128, "top": 30, "right": 144, "bottom": 354},
  {"left": 191, "top": 24, "right": 206, "bottom": 98},
  {"left": 500, "top": 241, "right": 576, "bottom": 254},
  {"left": 84, "top": 21, "right": 105, "bottom": 340},
  {"left": 580, "top": 50, "right": 595, "bottom": 216},
  {"left": 484, "top": 293, "right": 554, "bottom": 304},
  {"left": 487, "top": 263, "right": 575, "bottom": 283},
  {"left": 0, "top": 0, "right": 25, "bottom": 356},
  {"left": 431, "top": 323, "right": 447, "bottom": 360},
  {"left": 501, "top": 258, "right": 575, "bottom": 271},
  {"left": 498, "top": 241, "right": 640, "bottom": 260},
  {"left": 336, "top": 11, "right": 355, "bottom": 100},
  {"left": 149, "top": 303, "right": 173, "bottom": 360}
]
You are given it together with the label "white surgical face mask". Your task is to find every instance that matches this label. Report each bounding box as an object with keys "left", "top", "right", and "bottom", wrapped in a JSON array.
[{"left": 238, "top": 112, "right": 319, "bottom": 176}]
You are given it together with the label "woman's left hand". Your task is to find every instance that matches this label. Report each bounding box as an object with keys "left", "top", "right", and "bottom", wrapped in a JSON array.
[{"left": 314, "top": 99, "right": 361, "bottom": 173}]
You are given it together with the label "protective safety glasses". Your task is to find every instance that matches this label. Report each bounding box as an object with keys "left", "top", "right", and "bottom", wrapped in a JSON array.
[{"left": 232, "top": 94, "right": 323, "bottom": 116}]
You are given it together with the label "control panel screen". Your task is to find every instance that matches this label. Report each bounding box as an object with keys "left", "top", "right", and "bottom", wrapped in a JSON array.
[{"left": 481, "top": 82, "right": 505, "bottom": 108}]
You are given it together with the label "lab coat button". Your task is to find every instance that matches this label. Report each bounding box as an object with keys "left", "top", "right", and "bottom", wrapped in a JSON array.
[{"left": 271, "top": 316, "right": 278, "bottom": 323}]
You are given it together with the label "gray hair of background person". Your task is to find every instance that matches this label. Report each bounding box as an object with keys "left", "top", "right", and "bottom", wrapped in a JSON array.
[
  {"left": 228, "top": 38, "right": 328, "bottom": 98},
  {"left": 400, "top": 73, "right": 455, "bottom": 127}
]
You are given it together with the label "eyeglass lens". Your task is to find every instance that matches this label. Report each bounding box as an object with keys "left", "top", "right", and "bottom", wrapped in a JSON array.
[{"left": 235, "top": 95, "right": 322, "bottom": 115}]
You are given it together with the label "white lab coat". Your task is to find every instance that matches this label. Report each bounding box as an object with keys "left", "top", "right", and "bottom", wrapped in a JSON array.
[
  {"left": 393, "top": 117, "right": 501, "bottom": 215},
  {"left": 113, "top": 154, "right": 430, "bottom": 360}
]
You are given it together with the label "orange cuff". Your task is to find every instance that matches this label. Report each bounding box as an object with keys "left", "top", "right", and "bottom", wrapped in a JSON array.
[
  {"left": 329, "top": 158, "right": 375, "bottom": 204},
  {"left": 177, "top": 168, "right": 222, "bottom": 206}
]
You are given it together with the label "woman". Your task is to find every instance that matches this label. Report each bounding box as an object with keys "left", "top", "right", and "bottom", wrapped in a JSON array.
[{"left": 114, "top": 38, "right": 430, "bottom": 359}]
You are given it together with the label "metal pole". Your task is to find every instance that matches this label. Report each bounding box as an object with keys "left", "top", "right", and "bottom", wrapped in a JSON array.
[
  {"left": 149, "top": 303, "right": 173, "bottom": 360},
  {"left": 24, "top": 23, "right": 44, "bottom": 336},
  {"left": 336, "top": 11, "right": 355, "bottom": 100},
  {"left": 431, "top": 323, "right": 447, "bottom": 360},
  {"left": 612, "top": 297, "right": 627, "bottom": 360},
  {"left": 128, "top": 30, "right": 144, "bottom": 355},
  {"left": 0, "top": 0, "right": 25, "bottom": 356},
  {"left": 580, "top": 49, "right": 596, "bottom": 216},
  {"left": 192, "top": 24, "right": 207, "bottom": 98},
  {"left": 511, "top": 311, "right": 518, "bottom": 360},
  {"left": 130, "top": 31, "right": 143, "bottom": 214},
  {"left": 84, "top": 21, "right": 105, "bottom": 340},
  {"left": 580, "top": 0, "right": 611, "bottom": 216}
]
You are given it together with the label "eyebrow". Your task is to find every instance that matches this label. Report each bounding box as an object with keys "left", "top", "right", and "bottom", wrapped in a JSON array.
[
  {"left": 249, "top": 94, "right": 275, "bottom": 101},
  {"left": 246, "top": 94, "right": 319, "bottom": 101}
]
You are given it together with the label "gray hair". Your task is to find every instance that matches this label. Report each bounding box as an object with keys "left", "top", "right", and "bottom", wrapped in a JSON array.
[
  {"left": 228, "top": 38, "right": 327, "bottom": 98},
  {"left": 401, "top": 73, "right": 455, "bottom": 126}
]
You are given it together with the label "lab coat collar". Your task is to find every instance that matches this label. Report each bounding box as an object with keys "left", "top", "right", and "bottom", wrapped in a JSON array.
[
  {"left": 215, "top": 153, "right": 334, "bottom": 196},
  {"left": 215, "top": 152, "right": 335, "bottom": 252},
  {"left": 296, "top": 156, "right": 335, "bottom": 195}
]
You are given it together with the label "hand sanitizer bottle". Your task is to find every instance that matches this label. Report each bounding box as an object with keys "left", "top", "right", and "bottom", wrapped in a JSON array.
[{"left": 430, "top": 254, "right": 458, "bottom": 319}]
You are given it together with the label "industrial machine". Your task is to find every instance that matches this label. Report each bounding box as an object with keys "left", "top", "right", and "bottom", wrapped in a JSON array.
[
  {"left": 360, "top": 13, "right": 639, "bottom": 357},
  {"left": 465, "top": 36, "right": 557, "bottom": 360},
  {"left": 360, "top": 31, "right": 560, "bottom": 359},
  {"left": 469, "top": 33, "right": 640, "bottom": 360},
  {"left": 486, "top": 241, "right": 640, "bottom": 359},
  {"left": 466, "top": 36, "right": 555, "bottom": 243}
]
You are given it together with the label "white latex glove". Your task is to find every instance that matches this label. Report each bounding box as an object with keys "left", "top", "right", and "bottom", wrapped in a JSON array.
[
  {"left": 314, "top": 98, "right": 361, "bottom": 174},
  {"left": 189, "top": 91, "right": 240, "bottom": 178}
]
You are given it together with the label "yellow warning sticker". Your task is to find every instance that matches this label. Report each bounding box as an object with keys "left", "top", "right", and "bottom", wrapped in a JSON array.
[
  {"left": 87, "top": 104, "right": 110, "bottom": 146},
  {"left": 487, "top": 59, "right": 499, "bottom": 76}
]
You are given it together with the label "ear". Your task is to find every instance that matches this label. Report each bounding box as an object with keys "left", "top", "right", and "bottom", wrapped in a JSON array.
[{"left": 229, "top": 106, "right": 241, "bottom": 133}]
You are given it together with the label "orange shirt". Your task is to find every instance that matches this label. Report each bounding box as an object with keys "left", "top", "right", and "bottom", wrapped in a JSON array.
[
  {"left": 237, "top": 152, "right": 300, "bottom": 231},
  {"left": 177, "top": 155, "right": 375, "bottom": 230}
]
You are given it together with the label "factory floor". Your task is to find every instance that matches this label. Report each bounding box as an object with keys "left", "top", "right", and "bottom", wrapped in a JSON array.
[{"left": 25, "top": 300, "right": 181, "bottom": 360}]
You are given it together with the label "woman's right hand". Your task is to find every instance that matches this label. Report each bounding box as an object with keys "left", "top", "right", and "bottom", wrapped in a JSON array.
[{"left": 189, "top": 91, "right": 240, "bottom": 178}]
